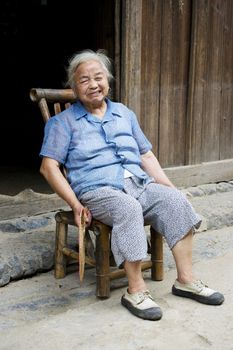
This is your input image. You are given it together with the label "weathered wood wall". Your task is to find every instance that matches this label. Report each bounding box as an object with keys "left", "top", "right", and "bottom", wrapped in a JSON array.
[
  {"left": 187, "top": 0, "right": 233, "bottom": 164},
  {"left": 119, "top": 0, "right": 233, "bottom": 171}
]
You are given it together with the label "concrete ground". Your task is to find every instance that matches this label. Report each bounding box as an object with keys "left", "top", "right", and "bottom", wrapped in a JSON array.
[
  {"left": 0, "top": 225, "right": 233, "bottom": 350},
  {"left": 0, "top": 171, "right": 233, "bottom": 350}
]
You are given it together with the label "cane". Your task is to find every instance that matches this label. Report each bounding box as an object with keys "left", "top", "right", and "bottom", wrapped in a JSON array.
[{"left": 78, "top": 207, "right": 89, "bottom": 283}]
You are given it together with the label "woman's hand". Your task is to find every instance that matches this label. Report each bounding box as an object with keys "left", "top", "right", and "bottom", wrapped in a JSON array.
[{"left": 73, "top": 205, "right": 92, "bottom": 228}]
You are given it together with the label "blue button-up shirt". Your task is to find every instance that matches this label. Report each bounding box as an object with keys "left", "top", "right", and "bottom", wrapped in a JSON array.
[{"left": 40, "top": 99, "right": 152, "bottom": 197}]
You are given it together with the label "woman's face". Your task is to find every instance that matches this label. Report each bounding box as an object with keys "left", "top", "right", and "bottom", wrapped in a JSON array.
[{"left": 74, "top": 60, "right": 109, "bottom": 108}]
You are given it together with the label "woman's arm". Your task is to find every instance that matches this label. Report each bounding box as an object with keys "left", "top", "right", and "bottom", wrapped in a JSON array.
[
  {"left": 141, "top": 150, "right": 175, "bottom": 188},
  {"left": 40, "top": 157, "right": 91, "bottom": 226}
]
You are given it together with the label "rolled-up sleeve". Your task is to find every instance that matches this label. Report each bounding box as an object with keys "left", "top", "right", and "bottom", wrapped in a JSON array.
[{"left": 39, "top": 116, "right": 71, "bottom": 164}]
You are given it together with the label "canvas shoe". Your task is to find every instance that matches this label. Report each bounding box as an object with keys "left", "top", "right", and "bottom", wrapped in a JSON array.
[
  {"left": 121, "top": 290, "right": 162, "bottom": 321},
  {"left": 172, "top": 279, "right": 225, "bottom": 305}
]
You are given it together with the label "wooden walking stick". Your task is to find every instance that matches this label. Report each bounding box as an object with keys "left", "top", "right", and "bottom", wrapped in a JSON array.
[{"left": 78, "top": 207, "right": 88, "bottom": 283}]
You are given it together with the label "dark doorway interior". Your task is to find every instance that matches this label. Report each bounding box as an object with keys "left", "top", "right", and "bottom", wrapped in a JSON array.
[{"left": 0, "top": 0, "right": 115, "bottom": 194}]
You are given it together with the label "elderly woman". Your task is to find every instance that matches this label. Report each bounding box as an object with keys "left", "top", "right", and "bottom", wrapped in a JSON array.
[{"left": 39, "top": 49, "right": 224, "bottom": 321}]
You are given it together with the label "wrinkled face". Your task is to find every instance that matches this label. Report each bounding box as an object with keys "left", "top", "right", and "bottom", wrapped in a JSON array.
[{"left": 74, "top": 60, "right": 109, "bottom": 108}]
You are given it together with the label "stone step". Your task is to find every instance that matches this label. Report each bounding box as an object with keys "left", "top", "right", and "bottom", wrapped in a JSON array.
[{"left": 189, "top": 189, "right": 233, "bottom": 231}]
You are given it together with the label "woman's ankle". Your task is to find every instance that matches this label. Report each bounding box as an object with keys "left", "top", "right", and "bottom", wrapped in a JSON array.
[{"left": 128, "top": 282, "right": 147, "bottom": 294}]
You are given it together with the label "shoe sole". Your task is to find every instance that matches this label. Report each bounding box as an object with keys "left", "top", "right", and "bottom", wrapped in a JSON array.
[
  {"left": 172, "top": 285, "right": 225, "bottom": 305},
  {"left": 121, "top": 297, "right": 162, "bottom": 321}
]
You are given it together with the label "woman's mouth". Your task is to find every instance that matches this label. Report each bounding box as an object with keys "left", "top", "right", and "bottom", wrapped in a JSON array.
[{"left": 88, "top": 90, "right": 101, "bottom": 97}]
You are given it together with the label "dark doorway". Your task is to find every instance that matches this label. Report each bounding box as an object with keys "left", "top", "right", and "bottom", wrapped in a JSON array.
[
  {"left": 0, "top": 0, "right": 115, "bottom": 194},
  {"left": 0, "top": 0, "right": 115, "bottom": 168}
]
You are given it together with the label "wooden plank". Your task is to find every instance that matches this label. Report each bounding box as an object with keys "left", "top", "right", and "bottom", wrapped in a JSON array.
[
  {"left": 164, "top": 159, "right": 233, "bottom": 188},
  {"left": 114, "top": 0, "right": 121, "bottom": 101},
  {"left": 187, "top": 0, "right": 233, "bottom": 164},
  {"left": 201, "top": 0, "right": 223, "bottom": 162},
  {"left": 140, "top": 0, "right": 162, "bottom": 157},
  {"left": 120, "top": 0, "right": 142, "bottom": 120},
  {"left": 219, "top": 0, "right": 233, "bottom": 159},
  {"left": 158, "top": 0, "right": 191, "bottom": 167},
  {"left": 186, "top": 0, "right": 209, "bottom": 164}
]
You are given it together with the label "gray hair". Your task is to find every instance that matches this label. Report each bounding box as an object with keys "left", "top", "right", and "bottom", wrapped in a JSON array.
[{"left": 66, "top": 49, "right": 114, "bottom": 91}]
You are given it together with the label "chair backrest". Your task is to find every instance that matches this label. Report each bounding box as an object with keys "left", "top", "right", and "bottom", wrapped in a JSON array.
[{"left": 30, "top": 88, "right": 77, "bottom": 123}]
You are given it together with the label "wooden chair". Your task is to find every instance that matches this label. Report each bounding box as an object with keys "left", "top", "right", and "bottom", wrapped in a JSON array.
[{"left": 29, "top": 88, "right": 164, "bottom": 298}]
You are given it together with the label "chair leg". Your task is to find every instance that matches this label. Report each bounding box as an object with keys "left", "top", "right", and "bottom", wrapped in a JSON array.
[
  {"left": 54, "top": 221, "right": 68, "bottom": 279},
  {"left": 150, "top": 227, "right": 164, "bottom": 281},
  {"left": 95, "top": 224, "right": 111, "bottom": 298}
]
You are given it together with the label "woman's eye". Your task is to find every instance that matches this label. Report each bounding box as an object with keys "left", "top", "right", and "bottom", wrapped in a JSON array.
[{"left": 80, "top": 80, "right": 88, "bottom": 84}]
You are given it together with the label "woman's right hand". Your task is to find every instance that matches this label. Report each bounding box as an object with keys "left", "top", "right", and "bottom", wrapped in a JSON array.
[{"left": 73, "top": 205, "right": 92, "bottom": 228}]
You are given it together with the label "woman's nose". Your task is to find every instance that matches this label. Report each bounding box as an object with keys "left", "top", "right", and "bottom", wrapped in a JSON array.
[{"left": 89, "top": 78, "right": 98, "bottom": 89}]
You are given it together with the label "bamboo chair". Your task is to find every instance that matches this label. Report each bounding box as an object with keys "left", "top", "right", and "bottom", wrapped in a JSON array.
[{"left": 30, "top": 88, "right": 164, "bottom": 298}]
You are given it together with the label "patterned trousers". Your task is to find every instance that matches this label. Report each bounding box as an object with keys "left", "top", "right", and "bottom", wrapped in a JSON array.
[{"left": 80, "top": 177, "right": 201, "bottom": 266}]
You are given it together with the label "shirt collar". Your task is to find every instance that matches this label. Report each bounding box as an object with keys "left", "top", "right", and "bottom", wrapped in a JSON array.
[
  {"left": 73, "top": 101, "right": 88, "bottom": 120},
  {"left": 106, "top": 98, "right": 123, "bottom": 118},
  {"left": 73, "top": 98, "right": 123, "bottom": 121}
]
